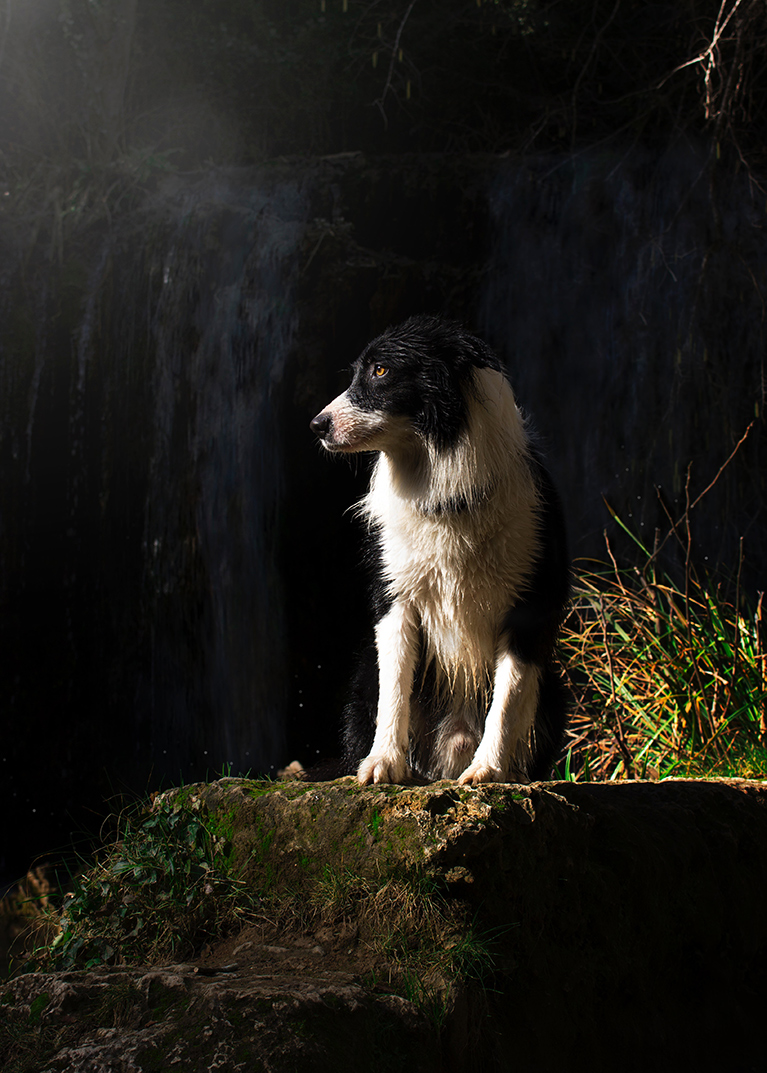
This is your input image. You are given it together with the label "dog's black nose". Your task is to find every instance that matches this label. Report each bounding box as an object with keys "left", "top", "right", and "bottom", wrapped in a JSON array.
[{"left": 310, "top": 412, "right": 332, "bottom": 438}]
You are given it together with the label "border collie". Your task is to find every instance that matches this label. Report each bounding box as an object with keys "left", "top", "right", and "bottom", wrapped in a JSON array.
[{"left": 310, "top": 316, "right": 569, "bottom": 785}]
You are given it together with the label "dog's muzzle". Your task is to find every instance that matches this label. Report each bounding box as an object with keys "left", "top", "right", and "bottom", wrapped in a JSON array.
[
  {"left": 310, "top": 393, "right": 384, "bottom": 451},
  {"left": 310, "top": 411, "right": 333, "bottom": 441}
]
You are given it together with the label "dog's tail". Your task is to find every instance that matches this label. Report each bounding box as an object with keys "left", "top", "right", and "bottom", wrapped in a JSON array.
[
  {"left": 527, "top": 667, "right": 569, "bottom": 781},
  {"left": 340, "top": 637, "right": 379, "bottom": 775}
]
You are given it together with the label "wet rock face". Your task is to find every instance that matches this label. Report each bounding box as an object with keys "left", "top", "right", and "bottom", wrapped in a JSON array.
[{"left": 5, "top": 778, "right": 767, "bottom": 1071}]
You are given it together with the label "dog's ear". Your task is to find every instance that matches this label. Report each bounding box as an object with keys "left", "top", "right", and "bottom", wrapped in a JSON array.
[{"left": 415, "top": 359, "right": 467, "bottom": 451}]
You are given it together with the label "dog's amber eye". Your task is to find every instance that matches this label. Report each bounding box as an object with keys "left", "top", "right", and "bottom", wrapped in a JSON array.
[{"left": 373, "top": 364, "right": 388, "bottom": 378}]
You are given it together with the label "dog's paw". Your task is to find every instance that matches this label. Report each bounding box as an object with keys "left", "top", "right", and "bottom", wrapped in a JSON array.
[
  {"left": 457, "top": 760, "right": 505, "bottom": 786},
  {"left": 357, "top": 751, "right": 407, "bottom": 785}
]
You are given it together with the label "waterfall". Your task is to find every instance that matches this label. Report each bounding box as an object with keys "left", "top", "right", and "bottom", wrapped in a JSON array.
[
  {"left": 0, "top": 170, "right": 306, "bottom": 865},
  {"left": 141, "top": 174, "right": 306, "bottom": 777},
  {"left": 481, "top": 144, "right": 766, "bottom": 582}
]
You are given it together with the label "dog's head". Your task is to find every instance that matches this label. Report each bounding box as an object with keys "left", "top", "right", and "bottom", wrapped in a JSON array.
[{"left": 310, "top": 316, "right": 502, "bottom": 454}]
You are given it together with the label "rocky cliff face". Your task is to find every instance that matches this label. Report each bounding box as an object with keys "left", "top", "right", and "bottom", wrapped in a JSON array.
[{"left": 3, "top": 776, "right": 767, "bottom": 1071}]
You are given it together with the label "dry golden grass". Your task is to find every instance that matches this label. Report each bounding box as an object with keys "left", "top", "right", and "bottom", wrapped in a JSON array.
[{"left": 559, "top": 521, "right": 766, "bottom": 781}]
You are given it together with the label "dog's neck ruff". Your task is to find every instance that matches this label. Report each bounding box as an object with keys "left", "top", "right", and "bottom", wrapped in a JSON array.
[
  {"left": 362, "top": 366, "right": 533, "bottom": 532},
  {"left": 415, "top": 483, "right": 495, "bottom": 517}
]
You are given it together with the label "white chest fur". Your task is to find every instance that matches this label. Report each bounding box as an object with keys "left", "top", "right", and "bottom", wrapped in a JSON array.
[{"left": 362, "top": 367, "right": 540, "bottom": 689}]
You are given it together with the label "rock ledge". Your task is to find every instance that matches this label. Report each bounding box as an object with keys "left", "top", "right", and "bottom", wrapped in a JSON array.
[{"left": 3, "top": 777, "right": 767, "bottom": 1072}]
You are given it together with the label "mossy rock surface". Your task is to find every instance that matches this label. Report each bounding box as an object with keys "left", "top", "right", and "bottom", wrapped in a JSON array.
[
  {"left": 156, "top": 776, "right": 767, "bottom": 1068},
  {"left": 160, "top": 776, "right": 534, "bottom": 887}
]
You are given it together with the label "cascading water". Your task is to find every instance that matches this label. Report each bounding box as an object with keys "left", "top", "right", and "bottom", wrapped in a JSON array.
[
  {"left": 0, "top": 170, "right": 306, "bottom": 865},
  {"left": 481, "top": 144, "right": 766, "bottom": 583},
  {"left": 142, "top": 175, "right": 303, "bottom": 778}
]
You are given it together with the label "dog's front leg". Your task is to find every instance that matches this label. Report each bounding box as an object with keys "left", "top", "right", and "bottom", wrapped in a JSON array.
[
  {"left": 458, "top": 651, "right": 541, "bottom": 785},
  {"left": 357, "top": 600, "right": 418, "bottom": 785}
]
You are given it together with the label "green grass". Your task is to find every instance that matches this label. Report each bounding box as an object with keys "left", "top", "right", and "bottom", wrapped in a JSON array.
[{"left": 558, "top": 501, "right": 767, "bottom": 782}]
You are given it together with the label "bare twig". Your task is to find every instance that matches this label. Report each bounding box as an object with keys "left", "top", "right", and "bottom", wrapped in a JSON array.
[
  {"left": 712, "top": 534, "right": 746, "bottom": 732},
  {"left": 374, "top": 0, "right": 417, "bottom": 127},
  {"left": 598, "top": 594, "right": 634, "bottom": 776},
  {"left": 687, "top": 421, "right": 755, "bottom": 516},
  {"left": 680, "top": 464, "right": 713, "bottom": 745},
  {"left": 570, "top": 0, "right": 622, "bottom": 147},
  {"left": 598, "top": 596, "right": 617, "bottom": 712},
  {"left": 657, "top": 0, "right": 746, "bottom": 98},
  {"left": 652, "top": 421, "right": 754, "bottom": 564},
  {"left": 757, "top": 591, "right": 766, "bottom": 742},
  {"left": 604, "top": 529, "right": 628, "bottom": 595}
]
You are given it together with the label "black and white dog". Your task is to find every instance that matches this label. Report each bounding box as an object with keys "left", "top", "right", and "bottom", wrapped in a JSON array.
[{"left": 310, "top": 316, "right": 569, "bottom": 786}]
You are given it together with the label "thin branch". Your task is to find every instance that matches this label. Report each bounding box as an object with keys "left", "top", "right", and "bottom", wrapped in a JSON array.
[
  {"left": 657, "top": 0, "right": 746, "bottom": 91},
  {"left": 687, "top": 421, "right": 754, "bottom": 517},
  {"left": 570, "top": 0, "right": 622, "bottom": 148},
  {"left": 651, "top": 422, "right": 754, "bottom": 565},
  {"left": 757, "top": 591, "right": 766, "bottom": 742},
  {"left": 374, "top": 0, "right": 417, "bottom": 128},
  {"left": 722, "top": 534, "right": 745, "bottom": 725},
  {"left": 598, "top": 594, "right": 634, "bottom": 776}
]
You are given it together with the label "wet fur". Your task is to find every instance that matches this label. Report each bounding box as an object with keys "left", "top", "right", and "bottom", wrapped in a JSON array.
[{"left": 310, "top": 316, "right": 569, "bottom": 785}]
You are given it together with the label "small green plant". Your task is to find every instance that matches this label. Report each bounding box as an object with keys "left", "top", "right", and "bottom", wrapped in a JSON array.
[
  {"left": 33, "top": 799, "right": 257, "bottom": 971},
  {"left": 363, "top": 879, "right": 499, "bottom": 1021},
  {"left": 25, "top": 785, "right": 499, "bottom": 1019},
  {"left": 367, "top": 810, "right": 383, "bottom": 841}
]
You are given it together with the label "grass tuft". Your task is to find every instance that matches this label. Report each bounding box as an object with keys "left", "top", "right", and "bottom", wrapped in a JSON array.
[{"left": 558, "top": 500, "right": 766, "bottom": 782}]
